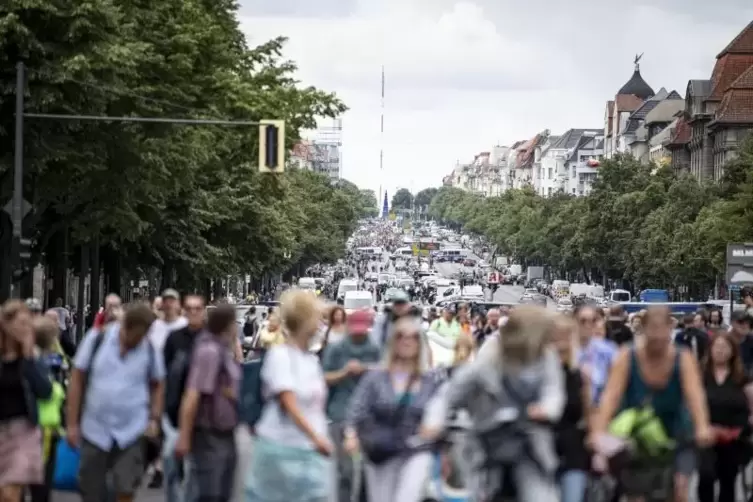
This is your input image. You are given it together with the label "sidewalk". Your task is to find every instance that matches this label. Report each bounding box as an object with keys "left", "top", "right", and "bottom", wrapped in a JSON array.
[{"left": 53, "top": 488, "right": 163, "bottom": 502}]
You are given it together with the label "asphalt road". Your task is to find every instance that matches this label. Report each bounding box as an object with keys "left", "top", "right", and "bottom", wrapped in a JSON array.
[{"left": 433, "top": 261, "right": 557, "bottom": 308}]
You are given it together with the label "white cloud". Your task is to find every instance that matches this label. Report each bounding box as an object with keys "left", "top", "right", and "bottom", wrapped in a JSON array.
[{"left": 239, "top": 0, "right": 753, "bottom": 197}]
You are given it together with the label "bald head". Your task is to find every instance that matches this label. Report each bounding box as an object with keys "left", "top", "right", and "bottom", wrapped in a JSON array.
[{"left": 487, "top": 308, "right": 501, "bottom": 328}]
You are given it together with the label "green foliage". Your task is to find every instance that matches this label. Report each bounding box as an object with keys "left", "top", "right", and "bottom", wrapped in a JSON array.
[
  {"left": 428, "top": 144, "right": 753, "bottom": 292},
  {"left": 414, "top": 187, "right": 438, "bottom": 209},
  {"left": 391, "top": 188, "right": 413, "bottom": 210},
  {"left": 0, "top": 0, "right": 359, "bottom": 286}
]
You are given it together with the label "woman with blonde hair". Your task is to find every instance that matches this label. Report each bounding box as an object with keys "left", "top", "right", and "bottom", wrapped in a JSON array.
[
  {"left": 257, "top": 312, "right": 284, "bottom": 349},
  {"left": 344, "top": 317, "right": 441, "bottom": 502},
  {"left": 244, "top": 290, "right": 333, "bottom": 502},
  {"left": 430, "top": 305, "right": 564, "bottom": 501}
]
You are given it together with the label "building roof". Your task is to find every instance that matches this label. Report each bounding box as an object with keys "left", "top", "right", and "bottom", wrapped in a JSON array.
[
  {"left": 708, "top": 22, "right": 753, "bottom": 100},
  {"left": 615, "top": 93, "right": 645, "bottom": 112},
  {"left": 516, "top": 132, "right": 548, "bottom": 169},
  {"left": 567, "top": 132, "right": 604, "bottom": 162},
  {"left": 666, "top": 117, "right": 691, "bottom": 147},
  {"left": 711, "top": 65, "right": 753, "bottom": 125},
  {"left": 644, "top": 99, "right": 686, "bottom": 125},
  {"left": 618, "top": 66, "right": 655, "bottom": 100},
  {"left": 550, "top": 129, "right": 602, "bottom": 150},
  {"left": 717, "top": 21, "right": 753, "bottom": 58}
]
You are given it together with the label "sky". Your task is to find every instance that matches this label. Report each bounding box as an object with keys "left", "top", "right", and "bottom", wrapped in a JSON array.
[{"left": 238, "top": 0, "right": 753, "bottom": 198}]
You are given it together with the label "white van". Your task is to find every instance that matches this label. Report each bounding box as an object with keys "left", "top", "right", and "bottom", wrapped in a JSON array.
[
  {"left": 298, "top": 277, "right": 316, "bottom": 290},
  {"left": 392, "top": 247, "right": 414, "bottom": 259},
  {"left": 343, "top": 291, "right": 374, "bottom": 312},
  {"left": 609, "top": 289, "right": 632, "bottom": 302},
  {"left": 337, "top": 278, "right": 359, "bottom": 300}
]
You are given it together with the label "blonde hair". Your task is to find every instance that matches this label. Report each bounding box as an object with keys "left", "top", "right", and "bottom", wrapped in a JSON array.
[
  {"left": 552, "top": 314, "right": 579, "bottom": 368},
  {"left": 498, "top": 305, "right": 554, "bottom": 367},
  {"left": 454, "top": 333, "right": 474, "bottom": 365},
  {"left": 384, "top": 318, "right": 425, "bottom": 374},
  {"left": 33, "top": 316, "right": 60, "bottom": 351},
  {"left": 279, "top": 289, "right": 321, "bottom": 337},
  {"left": 267, "top": 312, "right": 281, "bottom": 329}
]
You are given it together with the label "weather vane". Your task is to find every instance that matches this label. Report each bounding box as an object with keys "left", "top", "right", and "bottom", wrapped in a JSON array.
[{"left": 634, "top": 53, "right": 643, "bottom": 71}]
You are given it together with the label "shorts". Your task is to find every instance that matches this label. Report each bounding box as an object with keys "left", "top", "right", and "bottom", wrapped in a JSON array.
[
  {"left": 79, "top": 438, "right": 145, "bottom": 501},
  {"left": 674, "top": 446, "right": 696, "bottom": 475}
]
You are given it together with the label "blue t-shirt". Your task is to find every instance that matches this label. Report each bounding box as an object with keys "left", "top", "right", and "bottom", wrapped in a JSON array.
[{"left": 578, "top": 337, "right": 618, "bottom": 404}]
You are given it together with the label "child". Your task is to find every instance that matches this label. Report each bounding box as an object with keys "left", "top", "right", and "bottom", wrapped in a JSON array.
[{"left": 29, "top": 317, "right": 66, "bottom": 502}]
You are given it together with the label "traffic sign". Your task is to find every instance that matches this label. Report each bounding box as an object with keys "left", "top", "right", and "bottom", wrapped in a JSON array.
[
  {"left": 487, "top": 272, "right": 499, "bottom": 284},
  {"left": 2, "top": 198, "right": 32, "bottom": 219}
]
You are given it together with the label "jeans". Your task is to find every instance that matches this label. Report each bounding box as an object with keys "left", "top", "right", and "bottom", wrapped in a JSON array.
[
  {"left": 163, "top": 417, "right": 197, "bottom": 502},
  {"left": 560, "top": 470, "right": 588, "bottom": 502}
]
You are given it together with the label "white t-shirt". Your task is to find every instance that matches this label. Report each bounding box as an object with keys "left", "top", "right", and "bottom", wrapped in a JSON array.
[
  {"left": 52, "top": 307, "right": 70, "bottom": 331},
  {"left": 255, "top": 344, "right": 329, "bottom": 449},
  {"left": 148, "top": 316, "right": 188, "bottom": 353}
]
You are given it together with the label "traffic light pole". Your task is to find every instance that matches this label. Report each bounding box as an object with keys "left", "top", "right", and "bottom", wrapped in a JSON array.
[
  {"left": 10, "top": 63, "right": 25, "bottom": 298},
  {"left": 7, "top": 62, "right": 285, "bottom": 300}
]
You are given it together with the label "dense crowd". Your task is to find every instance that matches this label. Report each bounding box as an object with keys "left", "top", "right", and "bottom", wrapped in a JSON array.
[{"left": 0, "top": 288, "right": 752, "bottom": 502}]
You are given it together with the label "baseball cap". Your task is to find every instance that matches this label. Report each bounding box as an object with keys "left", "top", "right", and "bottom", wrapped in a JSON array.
[
  {"left": 161, "top": 288, "right": 180, "bottom": 300},
  {"left": 347, "top": 309, "right": 373, "bottom": 334},
  {"left": 391, "top": 289, "right": 410, "bottom": 304}
]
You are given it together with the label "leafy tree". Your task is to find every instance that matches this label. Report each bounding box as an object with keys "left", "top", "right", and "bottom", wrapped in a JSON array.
[
  {"left": 391, "top": 188, "right": 414, "bottom": 210},
  {"left": 414, "top": 187, "right": 438, "bottom": 209},
  {"left": 0, "top": 0, "right": 352, "bottom": 300},
  {"left": 423, "top": 142, "right": 753, "bottom": 298}
]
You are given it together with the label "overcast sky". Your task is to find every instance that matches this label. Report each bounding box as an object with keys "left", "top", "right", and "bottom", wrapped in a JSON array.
[{"left": 238, "top": 0, "right": 753, "bottom": 197}]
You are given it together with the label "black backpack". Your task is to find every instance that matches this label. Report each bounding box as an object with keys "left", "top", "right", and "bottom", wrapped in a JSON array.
[{"left": 165, "top": 336, "right": 198, "bottom": 427}]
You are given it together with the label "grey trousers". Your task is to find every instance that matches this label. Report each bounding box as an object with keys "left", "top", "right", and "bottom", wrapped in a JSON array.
[{"left": 329, "top": 422, "right": 355, "bottom": 502}]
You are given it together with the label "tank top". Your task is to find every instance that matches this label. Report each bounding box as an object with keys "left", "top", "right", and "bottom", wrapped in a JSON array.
[{"left": 622, "top": 348, "right": 687, "bottom": 438}]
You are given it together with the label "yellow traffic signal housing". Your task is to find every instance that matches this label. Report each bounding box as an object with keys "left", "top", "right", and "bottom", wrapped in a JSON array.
[{"left": 258, "top": 120, "right": 286, "bottom": 173}]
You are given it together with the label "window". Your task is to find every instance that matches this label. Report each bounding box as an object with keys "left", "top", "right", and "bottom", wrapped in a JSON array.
[
  {"left": 547, "top": 187, "right": 552, "bottom": 196},
  {"left": 547, "top": 168, "right": 552, "bottom": 179}
]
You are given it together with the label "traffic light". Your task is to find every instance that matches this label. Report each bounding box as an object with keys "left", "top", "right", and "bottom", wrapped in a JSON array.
[
  {"left": 11, "top": 236, "right": 32, "bottom": 281},
  {"left": 258, "top": 119, "right": 285, "bottom": 173}
]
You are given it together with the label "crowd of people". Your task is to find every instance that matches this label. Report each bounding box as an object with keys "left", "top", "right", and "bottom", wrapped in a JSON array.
[{"left": 1, "top": 287, "right": 753, "bottom": 502}]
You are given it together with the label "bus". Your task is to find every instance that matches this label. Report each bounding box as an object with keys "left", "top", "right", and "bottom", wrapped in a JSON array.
[{"left": 411, "top": 239, "right": 440, "bottom": 257}]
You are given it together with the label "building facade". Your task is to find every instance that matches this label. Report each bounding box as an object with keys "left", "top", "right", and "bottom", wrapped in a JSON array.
[
  {"left": 288, "top": 140, "right": 342, "bottom": 181},
  {"left": 668, "top": 21, "right": 753, "bottom": 181}
]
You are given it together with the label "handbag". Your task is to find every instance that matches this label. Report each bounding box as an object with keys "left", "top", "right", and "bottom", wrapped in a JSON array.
[
  {"left": 359, "top": 372, "right": 420, "bottom": 465},
  {"left": 475, "top": 376, "right": 531, "bottom": 467},
  {"left": 52, "top": 439, "right": 80, "bottom": 492}
]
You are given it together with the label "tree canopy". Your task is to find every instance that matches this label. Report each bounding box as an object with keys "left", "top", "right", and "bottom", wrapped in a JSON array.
[
  {"left": 414, "top": 187, "right": 438, "bottom": 209},
  {"left": 0, "top": 0, "right": 368, "bottom": 299},
  {"left": 428, "top": 139, "right": 753, "bottom": 298},
  {"left": 391, "top": 188, "right": 414, "bottom": 210}
]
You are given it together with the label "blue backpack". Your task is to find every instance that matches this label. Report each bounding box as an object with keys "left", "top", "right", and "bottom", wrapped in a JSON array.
[{"left": 239, "top": 352, "right": 267, "bottom": 427}]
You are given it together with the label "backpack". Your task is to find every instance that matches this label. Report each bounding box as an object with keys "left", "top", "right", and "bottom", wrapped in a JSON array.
[
  {"left": 165, "top": 334, "right": 198, "bottom": 428},
  {"left": 239, "top": 352, "right": 267, "bottom": 428}
]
